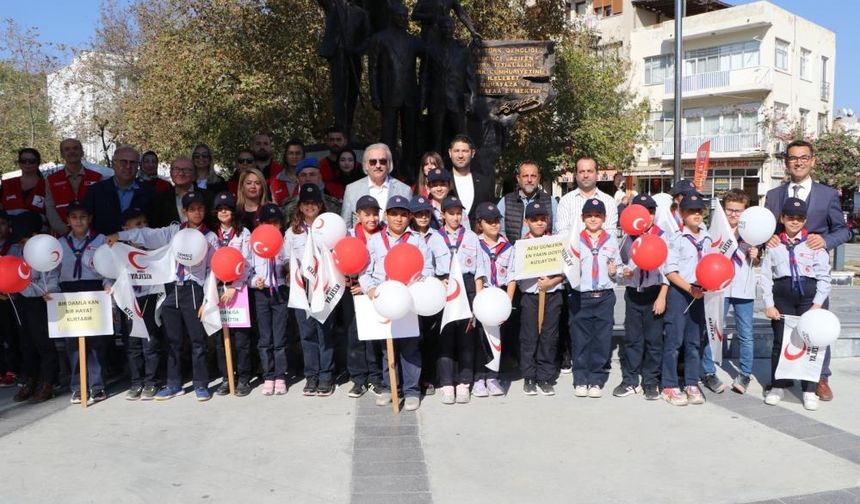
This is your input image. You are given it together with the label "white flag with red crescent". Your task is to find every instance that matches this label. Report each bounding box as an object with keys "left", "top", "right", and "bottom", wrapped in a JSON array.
[
  {"left": 111, "top": 268, "right": 148, "bottom": 339},
  {"left": 704, "top": 291, "right": 725, "bottom": 365},
  {"left": 309, "top": 243, "right": 345, "bottom": 323},
  {"left": 655, "top": 204, "right": 681, "bottom": 240},
  {"left": 288, "top": 255, "right": 310, "bottom": 311},
  {"left": 110, "top": 242, "right": 176, "bottom": 286},
  {"left": 441, "top": 257, "right": 472, "bottom": 330},
  {"left": 200, "top": 271, "right": 223, "bottom": 336},
  {"left": 561, "top": 219, "right": 581, "bottom": 286},
  {"left": 708, "top": 200, "right": 739, "bottom": 260},
  {"left": 483, "top": 325, "right": 502, "bottom": 371},
  {"left": 775, "top": 314, "right": 826, "bottom": 382}
]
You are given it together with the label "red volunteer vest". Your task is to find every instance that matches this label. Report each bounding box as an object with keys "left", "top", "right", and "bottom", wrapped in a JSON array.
[
  {"left": 47, "top": 168, "right": 101, "bottom": 222},
  {"left": 1, "top": 176, "right": 46, "bottom": 214}
]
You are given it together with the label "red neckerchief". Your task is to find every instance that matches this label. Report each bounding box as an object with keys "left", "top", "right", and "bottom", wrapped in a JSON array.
[
  {"left": 441, "top": 226, "right": 465, "bottom": 253},
  {"left": 217, "top": 226, "right": 235, "bottom": 248},
  {"left": 381, "top": 229, "right": 411, "bottom": 250},
  {"left": 354, "top": 223, "right": 382, "bottom": 244},
  {"left": 65, "top": 230, "right": 98, "bottom": 279},
  {"left": 780, "top": 229, "right": 809, "bottom": 296},
  {"left": 580, "top": 230, "right": 610, "bottom": 290},
  {"left": 479, "top": 237, "right": 512, "bottom": 287}
]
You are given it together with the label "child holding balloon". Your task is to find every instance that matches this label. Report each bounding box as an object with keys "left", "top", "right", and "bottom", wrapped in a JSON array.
[
  {"left": 616, "top": 195, "right": 668, "bottom": 401},
  {"left": 284, "top": 184, "right": 336, "bottom": 397},
  {"left": 251, "top": 203, "right": 290, "bottom": 396},
  {"left": 58, "top": 202, "right": 112, "bottom": 404},
  {"left": 761, "top": 198, "right": 831, "bottom": 411},
  {"left": 210, "top": 191, "right": 253, "bottom": 397},
  {"left": 108, "top": 192, "right": 218, "bottom": 401}
]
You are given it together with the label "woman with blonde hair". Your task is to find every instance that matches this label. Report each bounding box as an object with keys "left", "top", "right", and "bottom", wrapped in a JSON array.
[{"left": 237, "top": 167, "right": 271, "bottom": 230}]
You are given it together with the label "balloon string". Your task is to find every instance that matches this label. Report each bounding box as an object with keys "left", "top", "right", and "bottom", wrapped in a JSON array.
[{"left": 8, "top": 296, "right": 21, "bottom": 326}]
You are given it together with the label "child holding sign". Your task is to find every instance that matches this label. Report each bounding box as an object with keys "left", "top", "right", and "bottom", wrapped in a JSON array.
[
  {"left": 761, "top": 198, "right": 831, "bottom": 411},
  {"left": 251, "top": 203, "right": 289, "bottom": 396},
  {"left": 108, "top": 192, "right": 217, "bottom": 401},
  {"left": 569, "top": 199, "right": 622, "bottom": 399},
  {"left": 507, "top": 201, "right": 564, "bottom": 396},
  {"left": 211, "top": 191, "right": 253, "bottom": 397},
  {"left": 59, "top": 202, "right": 111, "bottom": 404}
]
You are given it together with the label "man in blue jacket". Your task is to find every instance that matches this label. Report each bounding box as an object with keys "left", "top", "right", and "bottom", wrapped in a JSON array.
[{"left": 84, "top": 146, "right": 154, "bottom": 235}]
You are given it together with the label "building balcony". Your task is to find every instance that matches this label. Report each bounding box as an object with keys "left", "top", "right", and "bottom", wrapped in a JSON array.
[
  {"left": 659, "top": 132, "right": 764, "bottom": 157},
  {"left": 821, "top": 82, "right": 831, "bottom": 102},
  {"left": 664, "top": 66, "right": 773, "bottom": 98}
]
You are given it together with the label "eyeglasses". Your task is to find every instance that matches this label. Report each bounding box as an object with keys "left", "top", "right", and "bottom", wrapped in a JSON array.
[
  {"left": 18, "top": 158, "right": 38, "bottom": 165},
  {"left": 787, "top": 155, "right": 812, "bottom": 164},
  {"left": 114, "top": 159, "right": 140, "bottom": 167},
  {"left": 237, "top": 157, "right": 254, "bottom": 164},
  {"left": 367, "top": 158, "right": 388, "bottom": 166},
  {"left": 192, "top": 153, "right": 211, "bottom": 159},
  {"left": 725, "top": 208, "right": 744, "bottom": 214}
]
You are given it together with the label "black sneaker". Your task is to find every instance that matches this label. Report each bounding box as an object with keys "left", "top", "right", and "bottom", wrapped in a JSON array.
[
  {"left": 537, "top": 380, "right": 555, "bottom": 396},
  {"left": 702, "top": 374, "right": 726, "bottom": 394},
  {"left": 235, "top": 379, "right": 252, "bottom": 397},
  {"left": 523, "top": 379, "right": 538, "bottom": 396},
  {"left": 91, "top": 389, "right": 108, "bottom": 402},
  {"left": 369, "top": 382, "right": 384, "bottom": 396},
  {"left": 125, "top": 384, "right": 143, "bottom": 401},
  {"left": 643, "top": 384, "right": 660, "bottom": 400},
  {"left": 348, "top": 382, "right": 367, "bottom": 398},
  {"left": 303, "top": 376, "right": 319, "bottom": 396},
  {"left": 216, "top": 381, "right": 231, "bottom": 396},
  {"left": 316, "top": 381, "right": 334, "bottom": 397},
  {"left": 140, "top": 385, "right": 158, "bottom": 401},
  {"left": 612, "top": 383, "right": 638, "bottom": 398},
  {"left": 731, "top": 374, "right": 751, "bottom": 394},
  {"left": 423, "top": 383, "right": 436, "bottom": 396},
  {"left": 70, "top": 391, "right": 82, "bottom": 404}
]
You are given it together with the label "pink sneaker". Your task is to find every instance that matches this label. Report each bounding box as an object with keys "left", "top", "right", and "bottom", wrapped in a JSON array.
[
  {"left": 261, "top": 380, "right": 275, "bottom": 396},
  {"left": 274, "top": 379, "right": 288, "bottom": 395}
]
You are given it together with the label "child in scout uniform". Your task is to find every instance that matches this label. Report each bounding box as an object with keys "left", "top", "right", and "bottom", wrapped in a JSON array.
[
  {"left": 615, "top": 194, "right": 667, "bottom": 401},
  {"left": 344, "top": 195, "right": 386, "bottom": 398},
  {"left": 409, "top": 195, "right": 450, "bottom": 397},
  {"left": 474, "top": 201, "right": 514, "bottom": 397},
  {"left": 662, "top": 192, "right": 710, "bottom": 406},
  {"left": 58, "top": 201, "right": 112, "bottom": 404},
  {"left": 507, "top": 200, "right": 564, "bottom": 396},
  {"left": 211, "top": 191, "right": 253, "bottom": 397},
  {"left": 9, "top": 212, "right": 59, "bottom": 403},
  {"left": 109, "top": 192, "right": 218, "bottom": 402},
  {"left": 761, "top": 198, "right": 831, "bottom": 411},
  {"left": 568, "top": 198, "right": 622, "bottom": 399},
  {"left": 426, "top": 167, "right": 469, "bottom": 230},
  {"left": 359, "top": 195, "right": 433, "bottom": 411},
  {"left": 436, "top": 195, "right": 484, "bottom": 405},
  {"left": 117, "top": 208, "right": 165, "bottom": 401},
  {"left": 284, "top": 184, "right": 336, "bottom": 397},
  {"left": 251, "top": 203, "right": 290, "bottom": 396}
]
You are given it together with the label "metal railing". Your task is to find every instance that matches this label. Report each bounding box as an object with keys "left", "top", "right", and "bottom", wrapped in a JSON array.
[
  {"left": 664, "top": 70, "right": 730, "bottom": 94},
  {"left": 661, "top": 133, "right": 763, "bottom": 156}
]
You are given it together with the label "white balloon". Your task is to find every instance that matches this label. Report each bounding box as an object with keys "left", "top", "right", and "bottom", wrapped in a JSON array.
[
  {"left": 93, "top": 244, "right": 119, "bottom": 279},
  {"left": 408, "top": 277, "right": 446, "bottom": 316},
  {"left": 23, "top": 234, "right": 63, "bottom": 272},
  {"left": 738, "top": 206, "right": 776, "bottom": 246},
  {"left": 172, "top": 228, "right": 208, "bottom": 266},
  {"left": 311, "top": 212, "right": 347, "bottom": 250},
  {"left": 472, "top": 287, "right": 512, "bottom": 327},
  {"left": 372, "top": 280, "right": 413, "bottom": 320},
  {"left": 797, "top": 309, "right": 841, "bottom": 347},
  {"left": 652, "top": 193, "right": 673, "bottom": 212}
]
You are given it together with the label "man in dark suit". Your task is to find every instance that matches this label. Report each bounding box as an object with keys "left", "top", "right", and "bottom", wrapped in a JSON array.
[
  {"left": 448, "top": 134, "right": 495, "bottom": 226},
  {"left": 84, "top": 146, "right": 154, "bottom": 235},
  {"left": 764, "top": 139, "right": 851, "bottom": 402},
  {"left": 148, "top": 156, "right": 213, "bottom": 229}
]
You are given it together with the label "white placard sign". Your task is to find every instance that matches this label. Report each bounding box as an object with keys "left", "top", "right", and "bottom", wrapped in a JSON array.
[
  {"left": 354, "top": 295, "right": 420, "bottom": 341},
  {"left": 513, "top": 234, "right": 565, "bottom": 280},
  {"left": 47, "top": 291, "right": 114, "bottom": 339}
]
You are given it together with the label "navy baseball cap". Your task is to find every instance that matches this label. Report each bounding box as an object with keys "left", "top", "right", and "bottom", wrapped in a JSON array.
[
  {"left": 121, "top": 207, "right": 146, "bottom": 223},
  {"left": 581, "top": 198, "right": 606, "bottom": 215},
  {"left": 410, "top": 196, "right": 433, "bottom": 214},
  {"left": 298, "top": 183, "right": 323, "bottom": 203},
  {"left": 258, "top": 203, "right": 283, "bottom": 223},
  {"left": 385, "top": 195, "right": 411, "bottom": 212},
  {"left": 356, "top": 195, "right": 381, "bottom": 212},
  {"left": 181, "top": 192, "right": 206, "bottom": 209},
  {"left": 781, "top": 197, "right": 807, "bottom": 217},
  {"left": 214, "top": 191, "right": 236, "bottom": 210},
  {"left": 296, "top": 157, "right": 319, "bottom": 175},
  {"left": 427, "top": 168, "right": 451, "bottom": 183},
  {"left": 66, "top": 200, "right": 89, "bottom": 214},
  {"left": 679, "top": 192, "right": 705, "bottom": 210},
  {"left": 671, "top": 179, "right": 696, "bottom": 196},
  {"left": 525, "top": 201, "right": 550, "bottom": 218},
  {"left": 631, "top": 194, "right": 657, "bottom": 210},
  {"left": 441, "top": 196, "right": 465, "bottom": 212},
  {"left": 476, "top": 202, "right": 502, "bottom": 221}
]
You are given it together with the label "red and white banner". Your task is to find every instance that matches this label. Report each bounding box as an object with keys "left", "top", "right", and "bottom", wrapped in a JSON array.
[
  {"left": 111, "top": 268, "right": 148, "bottom": 339},
  {"left": 708, "top": 200, "right": 739, "bottom": 260},
  {"left": 111, "top": 242, "right": 176, "bottom": 286},
  {"left": 693, "top": 140, "right": 711, "bottom": 192},
  {"left": 441, "top": 257, "right": 472, "bottom": 330},
  {"left": 704, "top": 291, "right": 725, "bottom": 366},
  {"left": 297, "top": 232, "right": 345, "bottom": 323},
  {"left": 287, "top": 254, "right": 310, "bottom": 311},
  {"left": 775, "top": 314, "right": 826, "bottom": 382},
  {"left": 200, "top": 271, "right": 224, "bottom": 336},
  {"left": 483, "top": 325, "right": 502, "bottom": 371}
]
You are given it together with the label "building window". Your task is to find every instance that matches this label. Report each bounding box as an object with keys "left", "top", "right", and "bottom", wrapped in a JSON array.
[
  {"left": 684, "top": 40, "right": 759, "bottom": 75},
  {"left": 818, "top": 113, "right": 829, "bottom": 136},
  {"left": 592, "top": 0, "right": 621, "bottom": 17},
  {"left": 799, "top": 108, "right": 809, "bottom": 133},
  {"left": 644, "top": 54, "right": 674, "bottom": 85},
  {"left": 574, "top": 1, "right": 587, "bottom": 15},
  {"left": 821, "top": 56, "right": 831, "bottom": 101},
  {"left": 775, "top": 39, "right": 789, "bottom": 71},
  {"left": 800, "top": 48, "right": 811, "bottom": 80}
]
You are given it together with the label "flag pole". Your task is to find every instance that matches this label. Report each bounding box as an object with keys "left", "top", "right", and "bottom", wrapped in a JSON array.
[
  {"left": 79, "top": 337, "right": 88, "bottom": 409},
  {"left": 537, "top": 286, "right": 546, "bottom": 333},
  {"left": 386, "top": 338, "right": 400, "bottom": 414}
]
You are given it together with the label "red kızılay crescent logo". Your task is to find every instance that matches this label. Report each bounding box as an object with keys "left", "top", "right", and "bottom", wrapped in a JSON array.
[
  {"left": 783, "top": 342, "right": 807, "bottom": 361},
  {"left": 446, "top": 279, "right": 461, "bottom": 301},
  {"left": 128, "top": 251, "right": 148, "bottom": 270}
]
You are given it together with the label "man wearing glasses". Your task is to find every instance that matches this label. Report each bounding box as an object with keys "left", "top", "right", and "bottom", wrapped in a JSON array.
[
  {"left": 340, "top": 143, "right": 412, "bottom": 227},
  {"left": 84, "top": 146, "right": 155, "bottom": 235},
  {"left": 45, "top": 138, "right": 104, "bottom": 235},
  {"left": 764, "top": 139, "right": 851, "bottom": 402},
  {"left": 148, "top": 157, "right": 213, "bottom": 228}
]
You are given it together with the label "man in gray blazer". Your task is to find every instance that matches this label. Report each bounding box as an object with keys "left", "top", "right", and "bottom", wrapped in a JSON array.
[
  {"left": 341, "top": 142, "right": 413, "bottom": 227},
  {"left": 765, "top": 139, "right": 851, "bottom": 402}
]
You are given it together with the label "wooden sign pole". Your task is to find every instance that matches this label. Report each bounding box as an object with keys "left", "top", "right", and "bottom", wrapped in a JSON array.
[
  {"left": 537, "top": 287, "right": 546, "bottom": 333},
  {"left": 385, "top": 338, "right": 400, "bottom": 414},
  {"left": 223, "top": 326, "right": 236, "bottom": 395},
  {"left": 79, "top": 337, "right": 88, "bottom": 409}
]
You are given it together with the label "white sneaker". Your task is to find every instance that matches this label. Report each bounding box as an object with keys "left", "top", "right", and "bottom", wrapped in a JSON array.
[
  {"left": 764, "top": 387, "right": 784, "bottom": 406},
  {"left": 587, "top": 385, "right": 602, "bottom": 398},
  {"left": 574, "top": 385, "right": 588, "bottom": 397},
  {"left": 802, "top": 392, "right": 819, "bottom": 411}
]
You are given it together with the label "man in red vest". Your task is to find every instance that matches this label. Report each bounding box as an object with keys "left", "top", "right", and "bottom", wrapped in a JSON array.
[{"left": 45, "top": 139, "right": 103, "bottom": 235}]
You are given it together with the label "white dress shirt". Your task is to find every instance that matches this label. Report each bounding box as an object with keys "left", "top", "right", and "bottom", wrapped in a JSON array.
[
  {"left": 368, "top": 176, "right": 390, "bottom": 211},
  {"left": 555, "top": 187, "right": 618, "bottom": 235},
  {"left": 453, "top": 170, "right": 475, "bottom": 215},
  {"left": 789, "top": 177, "right": 812, "bottom": 202}
]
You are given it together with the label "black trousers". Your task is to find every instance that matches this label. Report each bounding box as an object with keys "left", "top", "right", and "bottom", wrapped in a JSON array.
[
  {"left": 770, "top": 277, "right": 818, "bottom": 392},
  {"left": 437, "top": 274, "right": 476, "bottom": 386},
  {"left": 120, "top": 293, "right": 163, "bottom": 387},
  {"left": 419, "top": 312, "right": 441, "bottom": 386},
  {"left": 620, "top": 286, "right": 664, "bottom": 388},
  {"left": 15, "top": 296, "right": 58, "bottom": 385},
  {"left": 161, "top": 282, "right": 209, "bottom": 389},
  {"left": 519, "top": 291, "right": 563, "bottom": 382},
  {"left": 342, "top": 293, "right": 382, "bottom": 386},
  {"left": 254, "top": 288, "right": 289, "bottom": 380},
  {"left": 0, "top": 298, "right": 21, "bottom": 375},
  {"left": 570, "top": 290, "right": 616, "bottom": 387}
]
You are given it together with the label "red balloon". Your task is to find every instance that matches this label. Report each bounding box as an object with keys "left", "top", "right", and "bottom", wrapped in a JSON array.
[
  {"left": 384, "top": 243, "right": 424, "bottom": 284},
  {"left": 250, "top": 224, "right": 283, "bottom": 259},
  {"left": 696, "top": 253, "right": 734, "bottom": 291},
  {"left": 333, "top": 237, "right": 369, "bottom": 275},
  {"left": 0, "top": 256, "right": 32, "bottom": 293},
  {"left": 630, "top": 234, "right": 668, "bottom": 271},
  {"left": 211, "top": 247, "right": 246, "bottom": 283},
  {"left": 620, "top": 204, "right": 653, "bottom": 236}
]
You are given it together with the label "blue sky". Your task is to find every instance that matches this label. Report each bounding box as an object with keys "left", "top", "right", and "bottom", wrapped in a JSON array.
[{"left": 3, "top": 0, "right": 858, "bottom": 111}]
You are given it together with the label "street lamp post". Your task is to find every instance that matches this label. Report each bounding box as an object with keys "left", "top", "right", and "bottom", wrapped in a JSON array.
[{"left": 673, "top": 0, "right": 684, "bottom": 183}]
